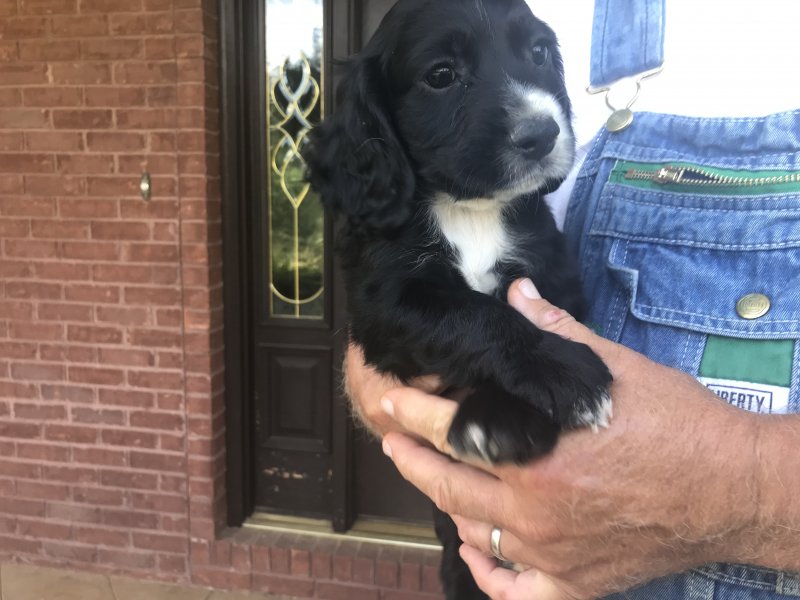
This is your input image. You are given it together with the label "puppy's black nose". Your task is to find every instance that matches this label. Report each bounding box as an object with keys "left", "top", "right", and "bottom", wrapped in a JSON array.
[{"left": 511, "top": 117, "right": 560, "bottom": 160}]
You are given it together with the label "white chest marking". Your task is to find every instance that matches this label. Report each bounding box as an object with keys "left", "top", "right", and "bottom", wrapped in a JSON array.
[{"left": 432, "top": 196, "right": 512, "bottom": 294}]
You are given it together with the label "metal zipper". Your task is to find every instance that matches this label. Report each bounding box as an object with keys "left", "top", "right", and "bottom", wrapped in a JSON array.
[{"left": 625, "top": 165, "right": 800, "bottom": 187}]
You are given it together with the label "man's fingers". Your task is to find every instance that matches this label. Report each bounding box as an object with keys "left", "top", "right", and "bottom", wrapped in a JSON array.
[
  {"left": 381, "top": 387, "right": 459, "bottom": 455},
  {"left": 459, "top": 544, "right": 521, "bottom": 599},
  {"left": 460, "top": 545, "right": 569, "bottom": 600},
  {"left": 507, "top": 279, "right": 623, "bottom": 367},
  {"left": 382, "top": 432, "right": 508, "bottom": 524},
  {"left": 451, "top": 515, "right": 528, "bottom": 566},
  {"left": 507, "top": 279, "right": 588, "bottom": 341}
]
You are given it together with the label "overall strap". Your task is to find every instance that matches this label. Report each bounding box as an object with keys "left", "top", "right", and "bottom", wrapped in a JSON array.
[
  {"left": 589, "top": 0, "right": 666, "bottom": 89},
  {"left": 589, "top": 0, "right": 666, "bottom": 131}
]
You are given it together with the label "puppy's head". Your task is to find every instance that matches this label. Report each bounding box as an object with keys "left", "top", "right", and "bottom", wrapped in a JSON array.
[{"left": 305, "top": 0, "right": 574, "bottom": 231}]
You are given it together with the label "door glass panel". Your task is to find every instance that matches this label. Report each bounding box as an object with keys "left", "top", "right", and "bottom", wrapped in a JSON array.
[{"left": 266, "top": 0, "right": 325, "bottom": 319}]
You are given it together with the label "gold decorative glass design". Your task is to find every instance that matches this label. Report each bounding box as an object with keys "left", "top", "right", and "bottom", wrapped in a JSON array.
[{"left": 266, "top": 0, "right": 325, "bottom": 318}]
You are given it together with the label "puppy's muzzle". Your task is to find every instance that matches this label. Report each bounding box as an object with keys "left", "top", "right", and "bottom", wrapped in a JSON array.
[{"left": 510, "top": 117, "right": 560, "bottom": 160}]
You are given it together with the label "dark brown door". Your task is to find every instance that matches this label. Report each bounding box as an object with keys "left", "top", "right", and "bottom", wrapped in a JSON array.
[{"left": 222, "top": 0, "right": 432, "bottom": 533}]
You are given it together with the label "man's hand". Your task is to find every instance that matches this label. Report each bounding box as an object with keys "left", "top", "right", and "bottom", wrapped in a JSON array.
[
  {"left": 344, "top": 343, "right": 442, "bottom": 437},
  {"left": 347, "top": 278, "right": 800, "bottom": 599},
  {"left": 372, "top": 279, "right": 786, "bottom": 599}
]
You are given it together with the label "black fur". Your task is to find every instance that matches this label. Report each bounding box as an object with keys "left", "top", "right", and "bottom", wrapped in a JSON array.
[{"left": 305, "top": 1, "right": 612, "bottom": 598}]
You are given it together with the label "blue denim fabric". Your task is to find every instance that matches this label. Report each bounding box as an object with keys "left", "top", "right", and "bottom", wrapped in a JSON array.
[
  {"left": 563, "top": 110, "right": 800, "bottom": 599},
  {"left": 589, "top": 0, "right": 665, "bottom": 88}
]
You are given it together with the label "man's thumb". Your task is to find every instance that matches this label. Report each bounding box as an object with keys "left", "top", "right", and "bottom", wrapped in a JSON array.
[{"left": 507, "top": 279, "right": 588, "bottom": 343}]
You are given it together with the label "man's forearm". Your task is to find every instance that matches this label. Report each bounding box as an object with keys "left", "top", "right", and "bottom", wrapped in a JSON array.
[{"left": 748, "top": 415, "right": 800, "bottom": 571}]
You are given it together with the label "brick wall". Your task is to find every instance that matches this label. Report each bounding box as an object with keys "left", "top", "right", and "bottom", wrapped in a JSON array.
[
  {"left": 0, "top": 0, "right": 224, "bottom": 579},
  {"left": 0, "top": 0, "right": 444, "bottom": 597}
]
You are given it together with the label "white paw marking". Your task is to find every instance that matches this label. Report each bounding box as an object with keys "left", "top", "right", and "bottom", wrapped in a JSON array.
[
  {"left": 574, "top": 392, "right": 613, "bottom": 433},
  {"left": 463, "top": 422, "right": 495, "bottom": 462}
]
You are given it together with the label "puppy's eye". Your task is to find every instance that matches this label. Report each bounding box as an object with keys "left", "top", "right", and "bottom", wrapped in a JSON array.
[
  {"left": 531, "top": 44, "right": 549, "bottom": 67},
  {"left": 425, "top": 65, "right": 457, "bottom": 89}
]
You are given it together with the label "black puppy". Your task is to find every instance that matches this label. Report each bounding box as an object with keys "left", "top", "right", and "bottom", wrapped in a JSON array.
[{"left": 305, "top": 0, "right": 612, "bottom": 597}]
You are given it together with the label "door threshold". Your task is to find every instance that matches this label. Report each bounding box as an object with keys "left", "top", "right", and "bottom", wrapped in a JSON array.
[{"left": 245, "top": 513, "right": 440, "bottom": 549}]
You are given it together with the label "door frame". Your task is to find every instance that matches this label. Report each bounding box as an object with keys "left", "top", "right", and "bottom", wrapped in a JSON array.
[{"left": 220, "top": 0, "right": 364, "bottom": 530}]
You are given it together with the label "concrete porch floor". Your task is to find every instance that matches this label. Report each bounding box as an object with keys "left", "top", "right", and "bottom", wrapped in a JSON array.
[{"left": 0, "top": 564, "right": 288, "bottom": 600}]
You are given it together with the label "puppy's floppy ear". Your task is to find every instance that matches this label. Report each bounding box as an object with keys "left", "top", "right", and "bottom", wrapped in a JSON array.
[{"left": 304, "top": 54, "right": 415, "bottom": 232}]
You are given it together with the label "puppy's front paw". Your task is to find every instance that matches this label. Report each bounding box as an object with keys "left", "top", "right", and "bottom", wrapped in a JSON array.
[
  {"left": 447, "top": 384, "right": 558, "bottom": 465},
  {"left": 539, "top": 334, "right": 613, "bottom": 431}
]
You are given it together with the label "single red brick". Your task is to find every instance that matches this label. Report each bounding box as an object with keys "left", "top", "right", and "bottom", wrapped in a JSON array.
[
  {"left": 116, "top": 108, "right": 177, "bottom": 130},
  {"left": 20, "top": 0, "right": 77, "bottom": 15},
  {"left": 0, "top": 152, "right": 53, "bottom": 173},
  {"left": 0, "top": 381, "right": 38, "bottom": 398},
  {"left": 81, "top": 38, "right": 142, "bottom": 60},
  {"left": 101, "top": 428, "right": 158, "bottom": 449},
  {"left": 0, "top": 496, "right": 46, "bottom": 517},
  {"left": 53, "top": 108, "right": 113, "bottom": 128},
  {"left": 86, "top": 131, "right": 146, "bottom": 151},
  {"left": 72, "top": 487, "right": 125, "bottom": 506},
  {"left": 67, "top": 325, "right": 123, "bottom": 344},
  {"left": 84, "top": 86, "right": 146, "bottom": 108},
  {"left": 15, "top": 481, "right": 70, "bottom": 502},
  {"left": 98, "top": 347, "right": 154, "bottom": 367},
  {"left": 51, "top": 14, "right": 108, "bottom": 36},
  {"left": 100, "top": 470, "right": 158, "bottom": 490},
  {"left": 72, "top": 447, "right": 126, "bottom": 467},
  {"left": 130, "top": 450, "right": 186, "bottom": 472},
  {"left": 51, "top": 63, "right": 112, "bottom": 85},
  {"left": 37, "top": 302, "right": 93, "bottom": 322},
  {"left": 109, "top": 13, "right": 173, "bottom": 36},
  {"left": 0, "top": 196, "right": 55, "bottom": 216},
  {"left": 23, "top": 87, "right": 83, "bottom": 107},
  {"left": 39, "top": 343, "right": 95, "bottom": 363},
  {"left": 31, "top": 219, "right": 89, "bottom": 240},
  {"left": 43, "top": 424, "right": 97, "bottom": 444},
  {"left": 92, "top": 264, "right": 151, "bottom": 283},
  {"left": 124, "top": 286, "right": 181, "bottom": 305},
  {"left": 16, "top": 442, "right": 70, "bottom": 462},
  {"left": 61, "top": 240, "right": 119, "bottom": 260},
  {"left": 71, "top": 406, "right": 125, "bottom": 425},
  {"left": 41, "top": 464, "right": 98, "bottom": 484},
  {"left": 13, "top": 401, "right": 67, "bottom": 419},
  {"left": 132, "top": 531, "right": 187, "bottom": 553},
  {"left": 8, "top": 320, "right": 64, "bottom": 340},
  {"left": 56, "top": 153, "right": 115, "bottom": 174},
  {"left": 68, "top": 365, "right": 125, "bottom": 385},
  {"left": 40, "top": 384, "right": 95, "bottom": 403},
  {"left": 97, "top": 548, "right": 156, "bottom": 569},
  {"left": 98, "top": 388, "right": 155, "bottom": 408},
  {"left": 64, "top": 283, "right": 120, "bottom": 303},
  {"left": 0, "top": 65, "right": 49, "bottom": 86},
  {"left": 0, "top": 340, "right": 37, "bottom": 359},
  {"left": 26, "top": 131, "right": 84, "bottom": 151},
  {"left": 129, "top": 328, "right": 182, "bottom": 348},
  {"left": 74, "top": 526, "right": 130, "bottom": 547},
  {"left": 19, "top": 39, "right": 80, "bottom": 60},
  {"left": 0, "top": 16, "right": 48, "bottom": 38},
  {"left": 0, "top": 131, "right": 23, "bottom": 151},
  {"left": 91, "top": 221, "right": 150, "bottom": 241}
]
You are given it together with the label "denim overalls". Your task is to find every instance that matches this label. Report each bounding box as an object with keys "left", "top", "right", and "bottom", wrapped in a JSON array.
[{"left": 564, "top": 1, "right": 800, "bottom": 598}]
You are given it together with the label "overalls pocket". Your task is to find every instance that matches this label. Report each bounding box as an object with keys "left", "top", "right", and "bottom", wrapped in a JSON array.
[{"left": 586, "top": 160, "right": 800, "bottom": 414}]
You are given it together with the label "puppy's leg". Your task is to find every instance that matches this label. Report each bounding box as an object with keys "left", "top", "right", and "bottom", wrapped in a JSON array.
[
  {"left": 357, "top": 280, "right": 612, "bottom": 464},
  {"left": 434, "top": 507, "right": 489, "bottom": 600}
]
